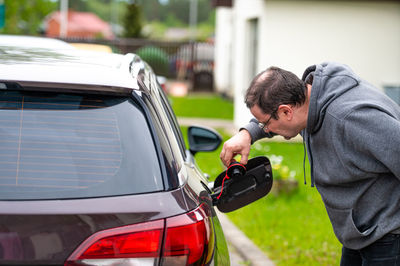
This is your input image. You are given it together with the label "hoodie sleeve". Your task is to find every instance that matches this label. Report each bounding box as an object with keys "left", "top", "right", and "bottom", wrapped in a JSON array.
[
  {"left": 240, "top": 118, "right": 275, "bottom": 144},
  {"left": 343, "top": 107, "right": 400, "bottom": 180}
]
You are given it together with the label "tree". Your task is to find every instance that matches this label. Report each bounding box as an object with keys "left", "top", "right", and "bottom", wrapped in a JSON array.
[
  {"left": 123, "top": 2, "right": 142, "bottom": 38},
  {"left": 136, "top": 0, "right": 163, "bottom": 22},
  {"left": 0, "top": 0, "right": 57, "bottom": 35},
  {"left": 69, "top": 0, "right": 89, "bottom": 13},
  {"left": 137, "top": 0, "right": 213, "bottom": 26}
]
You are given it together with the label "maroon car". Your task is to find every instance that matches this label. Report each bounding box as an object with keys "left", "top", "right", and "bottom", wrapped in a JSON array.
[{"left": 0, "top": 36, "right": 272, "bottom": 265}]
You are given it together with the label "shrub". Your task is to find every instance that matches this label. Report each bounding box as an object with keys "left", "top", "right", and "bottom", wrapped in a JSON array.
[{"left": 136, "top": 45, "right": 169, "bottom": 77}]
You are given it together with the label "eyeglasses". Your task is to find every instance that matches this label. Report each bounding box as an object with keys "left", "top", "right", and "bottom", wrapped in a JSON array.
[{"left": 258, "top": 112, "right": 276, "bottom": 132}]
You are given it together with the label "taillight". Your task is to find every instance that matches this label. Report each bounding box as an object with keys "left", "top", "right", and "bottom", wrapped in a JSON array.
[
  {"left": 65, "top": 220, "right": 164, "bottom": 266},
  {"left": 65, "top": 205, "right": 213, "bottom": 266},
  {"left": 162, "top": 205, "right": 211, "bottom": 265}
]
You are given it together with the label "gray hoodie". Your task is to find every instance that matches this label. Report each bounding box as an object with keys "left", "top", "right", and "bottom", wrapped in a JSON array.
[{"left": 244, "top": 62, "right": 400, "bottom": 249}]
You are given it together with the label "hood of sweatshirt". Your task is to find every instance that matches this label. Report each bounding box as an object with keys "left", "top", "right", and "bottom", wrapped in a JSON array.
[{"left": 306, "top": 62, "right": 360, "bottom": 134}]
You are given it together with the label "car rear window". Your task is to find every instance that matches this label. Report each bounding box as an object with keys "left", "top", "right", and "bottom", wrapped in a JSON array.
[{"left": 0, "top": 90, "right": 163, "bottom": 200}]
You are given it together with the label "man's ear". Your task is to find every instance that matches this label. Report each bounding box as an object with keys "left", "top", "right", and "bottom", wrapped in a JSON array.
[{"left": 277, "top": 105, "right": 293, "bottom": 120}]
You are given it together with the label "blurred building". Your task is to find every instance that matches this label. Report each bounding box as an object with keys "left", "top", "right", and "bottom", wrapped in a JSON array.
[
  {"left": 45, "top": 10, "right": 114, "bottom": 39},
  {"left": 213, "top": 0, "right": 400, "bottom": 128}
]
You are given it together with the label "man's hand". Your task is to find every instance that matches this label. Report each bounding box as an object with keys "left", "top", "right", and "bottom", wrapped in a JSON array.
[{"left": 220, "top": 130, "right": 252, "bottom": 167}]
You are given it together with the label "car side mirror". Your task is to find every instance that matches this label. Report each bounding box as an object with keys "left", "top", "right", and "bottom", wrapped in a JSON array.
[
  {"left": 212, "top": 156, "right": 273, "bottom": 213},
  {"left": 188, "top": 126, "right": 222, "bottom": 155}
]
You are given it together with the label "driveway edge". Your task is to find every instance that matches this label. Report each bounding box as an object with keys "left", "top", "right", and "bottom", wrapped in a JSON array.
[{"left": 216, "top": 210, "right": 275, "bottom": 266}]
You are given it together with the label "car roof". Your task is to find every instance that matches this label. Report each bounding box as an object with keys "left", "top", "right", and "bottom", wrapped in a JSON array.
[
  {"left": 0, "top": 35, "right": 143, "bottom": 94},
  {"left": 0, "top": 34, "right": 76, "bottom": 50}
]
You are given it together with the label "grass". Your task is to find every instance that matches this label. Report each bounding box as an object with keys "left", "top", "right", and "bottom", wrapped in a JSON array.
[
  {"left": 174, "top": 93, "right": 341, "bottom": 266},
  {"left": 227, "top": 142, "right": 341, "bottom": 266},
  {"left": 169, "top": 94, "right": 234, "bottom": 120}
]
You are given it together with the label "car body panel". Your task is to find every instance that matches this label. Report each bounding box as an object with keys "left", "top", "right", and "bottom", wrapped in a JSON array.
[
  {"left": 0, "top": 184, "right": 203, "bottom": 264},
  {"left": 0, "top": 189, "right": 188, "bottom": 216}
]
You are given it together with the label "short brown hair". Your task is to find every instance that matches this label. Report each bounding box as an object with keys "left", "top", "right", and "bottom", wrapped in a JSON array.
[{"left": 245, "top": 66, "right": 307, "bottom": 118}]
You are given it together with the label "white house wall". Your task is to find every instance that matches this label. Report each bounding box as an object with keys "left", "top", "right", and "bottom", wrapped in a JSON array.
[
  {"left": 228, "top": 0, "right": 400, "bottom": 128},
  {"left": 232, "top": 0, "right": 269, "bottom": 128},
  {"left": 214, "top": 7, "right": 233, "bottom": 97}
]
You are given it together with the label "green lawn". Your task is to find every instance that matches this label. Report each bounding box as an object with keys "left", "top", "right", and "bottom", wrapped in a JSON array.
[
  {"left": 175, "top": 93, "right": 341, "bottom": 265},
  {"left": 227, "top": 141, "right": 341, "bottom": 266},
  {"left": 169, "top": 94, "right": 234, "bottom": 119}
]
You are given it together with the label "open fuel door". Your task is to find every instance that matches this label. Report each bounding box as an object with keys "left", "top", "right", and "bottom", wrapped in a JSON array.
[{"left": 212, "top": 156, "right": 273, "bottom": 213}]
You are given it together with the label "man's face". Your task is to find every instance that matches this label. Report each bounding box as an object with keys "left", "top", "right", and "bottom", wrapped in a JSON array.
[{"left": 250, "top": 104, "right": 302, "bottom": 140}]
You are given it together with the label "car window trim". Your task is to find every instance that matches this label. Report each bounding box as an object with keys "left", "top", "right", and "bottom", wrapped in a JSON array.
[{"left": 130, "top": 91, "right": 168, "bottom": 190}]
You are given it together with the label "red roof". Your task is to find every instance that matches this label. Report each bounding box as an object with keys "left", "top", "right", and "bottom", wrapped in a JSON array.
[{"left": 46, "top": 10, "right": 114, "bottom": 39}]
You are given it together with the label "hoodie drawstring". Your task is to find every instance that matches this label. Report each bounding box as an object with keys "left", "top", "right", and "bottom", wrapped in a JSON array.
[
  {"left": 303, "top": 137, "right": 307, "bottom": 185},
  {"left": 302, "top": 132, "right": 315, "bottom": 187}
]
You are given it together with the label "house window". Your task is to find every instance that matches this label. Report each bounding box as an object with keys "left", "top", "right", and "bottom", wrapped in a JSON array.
[{"left": 384, "top": 85, "right": 400, "bottom": 105}]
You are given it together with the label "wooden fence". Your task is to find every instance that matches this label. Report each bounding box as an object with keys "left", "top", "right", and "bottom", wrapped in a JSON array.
[{"left": 60, "top": 37, "right": 214, "bottom": 91}]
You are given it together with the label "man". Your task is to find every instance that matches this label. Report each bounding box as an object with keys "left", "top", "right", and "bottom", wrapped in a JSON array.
[{"left": 220, "top": 62, "right": 400, "bottom": 265}]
